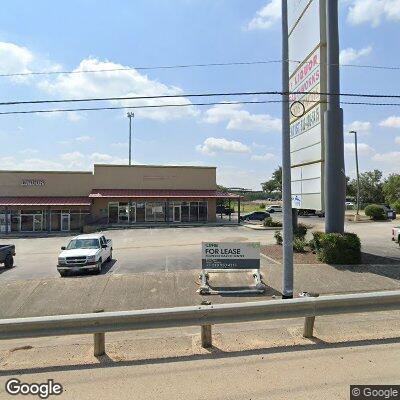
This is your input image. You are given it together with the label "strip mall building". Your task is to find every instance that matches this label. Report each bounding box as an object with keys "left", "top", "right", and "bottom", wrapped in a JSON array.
[{"left": 0, "top": 165, "right": 239, "bottom": 234}]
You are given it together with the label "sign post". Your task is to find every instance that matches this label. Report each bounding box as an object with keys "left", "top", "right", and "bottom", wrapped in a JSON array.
[
  {"left": 199, "top": 242, "right": 265, "bottom": 295},
  {"left": 281, "top": 0, "right": 294, "bottom": 299}
]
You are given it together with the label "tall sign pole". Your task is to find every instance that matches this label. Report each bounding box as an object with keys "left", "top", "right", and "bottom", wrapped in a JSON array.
[
  {"left": 324, "top": 0, "right": 345, "bottom": 233},
  {"left": 281, "top": 0, "right": 294, "bottom": 299}
]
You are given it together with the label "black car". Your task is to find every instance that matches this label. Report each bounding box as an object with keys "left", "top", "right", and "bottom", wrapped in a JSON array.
[
  {"left": 216, "top": 205, "right": 235, "bottom": 215},
  {"left": 239, "top": 211, "right": 270, "bottom": 222}
]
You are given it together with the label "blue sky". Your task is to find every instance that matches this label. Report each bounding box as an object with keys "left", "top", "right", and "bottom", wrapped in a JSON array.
[{"left": 0, "top": 0, "right": 399, "bottom": 189}]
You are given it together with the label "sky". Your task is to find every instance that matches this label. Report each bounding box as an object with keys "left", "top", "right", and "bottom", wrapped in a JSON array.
[{"left": 0, "top": 0, "right": 399, "bottom": 190}]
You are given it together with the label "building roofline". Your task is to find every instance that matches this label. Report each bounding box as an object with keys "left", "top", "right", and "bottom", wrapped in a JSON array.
[
  {"left": 93, "top": 164, "right": 216, "bottom": 169},
  {"left": 0, "top": 170, "right": 92, "bottom": 174}
]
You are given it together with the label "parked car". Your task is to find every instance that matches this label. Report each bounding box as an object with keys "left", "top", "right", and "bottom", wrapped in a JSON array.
[
  {"left": 392, "top": 226, "right": 400, "bottom": 245},
  {"left": 266, "top": 205, "right": 282, "bottom": 213},
  {"left": 381, "top": 204, "right": 397, "bottom": 220},
  {"left": 57, "top": 233, "right": 113, "bottom": 277},
  {"left": 0, "top": 244, "right": 15, "bottom": 268},
  {"left": 216, "top": 205, "right": 235, "bottom": 215},
  {"left": 239, "top": 211, "right": 270, "bottom": 222}
]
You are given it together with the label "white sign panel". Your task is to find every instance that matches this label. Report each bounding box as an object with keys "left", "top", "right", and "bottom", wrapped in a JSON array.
[
  {"left": 202, "top": 242, "right": 260, "bottom": 270},
  {"left": 288, "top": 0, "right": 312, "bottom": 32},
  {"left": 288, "top": 0, "right": 327, "bottom": 211},
  {"left": 288, "top": 0, "right": 321, "bottom": 75}
]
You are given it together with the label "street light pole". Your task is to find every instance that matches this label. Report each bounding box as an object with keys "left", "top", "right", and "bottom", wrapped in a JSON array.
[
  {"left": 127, "top": 112, "right": 135, "bottom": 165},
  {"left": 281, "top": 0, "right": 294, "bottom": 299},
  {"left": 350, "top": 130, "right": 360, "bottom": 218}
]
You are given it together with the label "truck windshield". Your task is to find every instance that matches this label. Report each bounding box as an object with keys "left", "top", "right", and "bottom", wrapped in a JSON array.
[{"left": 66, "top": 239, "right": 100, "bottom": 250}]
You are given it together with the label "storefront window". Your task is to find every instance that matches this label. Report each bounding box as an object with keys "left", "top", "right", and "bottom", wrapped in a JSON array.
[
  {"left": 118, "top": 202, "right": 129, "bottom": 224},
  {"left": 108, "top": 203, "right": 119, "bottom": 224},
  {"left": 136, "top": 203, "right": 145, "bottom": 222},
  {"left": 199, "top": 201, "right": 208, "bottom": 222},
  {"left": 190, "top": 202, "right": 199, "bottom": 222},
  {"left": 20, "top": 211, "right": 43, "bottom": 232},
  {"left": 181, "top": 202, "right": 190, "bottom": 222}
]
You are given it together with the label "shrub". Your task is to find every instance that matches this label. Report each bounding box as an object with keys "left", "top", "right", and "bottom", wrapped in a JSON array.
[
  {"left": 264, "top": 217, "right": 283, "bottom": 228},
  {"left": 316, "top": 232, "right": 361, "bottom": 264},
  {"left": 294, "top": 222, "right": 308, "bottom": 239},
  {"left": 293, "top": 237, "right": 308, "bottom": 253},
  {"left": 365, "top": 204, "right": 387, "bottom": 220},
  {"left": 274, "top": 230, "right": 283, "bottom": 245},
  {"left": 259, "top": 203, "right": 266, "bottom": 209},
  {"left": 309, "top": 231, "right": 324, "bottom": 252},
  {"left": 392, "top": 200, "right": 400, "bottom": 214}
]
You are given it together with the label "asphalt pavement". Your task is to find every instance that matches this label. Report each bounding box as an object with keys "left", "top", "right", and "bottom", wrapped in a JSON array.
[{"left": 0, "top": 219, "right": 398, "bottom": 281}]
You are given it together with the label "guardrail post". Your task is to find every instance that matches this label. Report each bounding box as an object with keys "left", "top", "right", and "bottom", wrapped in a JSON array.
[
  {"left": 201, "top": 301, "right": 212, "bottom": 348},
  {"left": 299, "top": 292, "right": 319, "bottom": 338},
  {"left": 93, "top": 309, "right": 105, "bottom": 356}
]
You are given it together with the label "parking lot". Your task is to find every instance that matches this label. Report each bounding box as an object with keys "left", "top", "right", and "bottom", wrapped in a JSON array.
[{"left": 0, "top": 218, "right": 398, "bottom": 282}]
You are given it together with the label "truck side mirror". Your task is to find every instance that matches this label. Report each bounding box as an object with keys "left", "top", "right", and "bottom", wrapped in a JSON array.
[{"left": 61, "top": 246, "right": 66, "bottom": 250}]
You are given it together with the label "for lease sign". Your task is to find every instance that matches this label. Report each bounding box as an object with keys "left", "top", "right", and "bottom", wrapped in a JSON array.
[{"left": 202, "top": 242, "right": 260, "bottom": 270}]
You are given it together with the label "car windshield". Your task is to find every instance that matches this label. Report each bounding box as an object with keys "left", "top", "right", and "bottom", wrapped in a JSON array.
[{"left": 66, "top": 239, "right": 100, "bottom": 250}]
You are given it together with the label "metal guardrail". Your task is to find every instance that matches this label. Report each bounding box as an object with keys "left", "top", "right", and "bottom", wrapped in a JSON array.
[{"left": 0, "top": 290, "right": 399, "bottom": 356}]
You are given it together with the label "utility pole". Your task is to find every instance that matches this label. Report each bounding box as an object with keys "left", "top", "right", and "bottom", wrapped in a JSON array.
[
  {"left": 350, "top": 130, "right": 360, "bottom": 219},
  {"left": 324, "top": 0, "right": 345, "bottom": 233},
  {"left": 127, "top": 112, "right": 135, "bottom": 165},
  {"left": 281, "top": 0, "right": 294, "bottom": 299}
]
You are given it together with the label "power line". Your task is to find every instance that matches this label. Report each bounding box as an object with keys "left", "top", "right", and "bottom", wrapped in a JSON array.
[
  {"left": 1, "top": 59, "right": 400, "bottom": 78},
  {"left": 1, "top": 99, "right": 400, "bottom": 116},
  {"left": 1, "top": 90, "right": 400, "bottom": 107},
  {"left": 0, "top": 100, "right": 282, "bottom": 115},
  {"left": 0, "top": 60, "right": 286, "bottom": 78}
]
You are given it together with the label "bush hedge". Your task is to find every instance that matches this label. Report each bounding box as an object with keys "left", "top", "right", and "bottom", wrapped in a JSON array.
[
  {"left": 274, "top": 230, "right": 283, "bottom": 245},
  {"left": 392, "top": 200, "right": 400, "bottom": 214},
  {"left": 293, "top": 237, "right": 307, "bottom": 253},
  {"left": 315, "top": 232, "right": 361, "bottom": 264},
  {"left": 264, "top": 217, "right": 283, "bottom": 228},
  {"left": 364, "top": 204, "right": 387, "bottom": 220}
]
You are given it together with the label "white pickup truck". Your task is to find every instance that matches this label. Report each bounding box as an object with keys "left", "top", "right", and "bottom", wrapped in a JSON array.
[
  {"left": 57, "top": 233, "right": 113, "bottom": 277},
  {"left": 392, "top": 226, "right": 400, "bottom": 245}
]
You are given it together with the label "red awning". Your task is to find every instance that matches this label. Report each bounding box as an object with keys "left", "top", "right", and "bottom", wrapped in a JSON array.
[
  {"left": 0, "top": 197, "right": 91, "bottom": 206},
  {"left": 89, "top": 189, "right": 240, "bottom": 199}
]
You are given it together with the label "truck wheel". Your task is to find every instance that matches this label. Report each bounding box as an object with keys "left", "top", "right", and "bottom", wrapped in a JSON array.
[
  {"left": 96, "top": 259, "right": 102, "bottom": 274},
  {"left": 4, "top": 255, "right": 14, "bottom": 268}
]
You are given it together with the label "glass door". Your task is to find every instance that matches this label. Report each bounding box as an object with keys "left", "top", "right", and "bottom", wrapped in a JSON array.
[
  {"left": 61, "top": 213, "right": 70, "bottom": 231},
  {"left": 33, "top": 214, "right": 43, "bottom": 231},
  {"left": 129, "top": 202, "right": 136, "bottom": 223},
  {"left": 173, "top": 205, "right": 181, "bottom": 222},
  {"left": 118, "top": 203, "right": 129, "bottom": 223}
]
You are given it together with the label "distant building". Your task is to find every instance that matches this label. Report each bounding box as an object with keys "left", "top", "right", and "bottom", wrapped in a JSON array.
[{"left": 0, "top": 164, "right": 239, "bottom": 233}]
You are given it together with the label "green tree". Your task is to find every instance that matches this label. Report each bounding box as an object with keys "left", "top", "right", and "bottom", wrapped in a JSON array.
[
  {"left": 382, "top": 174, "right": 400, "bottom": 204},
  {"left": 262, "top": 166, "right": 282, "bottom": 196},
  {"left": 349, "top": 169, "right": 384, "bottom": 205},
  {"left": 346, "top": 176, "right": 356, "bottom": 199}
]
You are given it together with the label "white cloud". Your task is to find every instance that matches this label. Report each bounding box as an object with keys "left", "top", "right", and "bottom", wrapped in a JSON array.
[
  {"left": 18, "top": 148, "right": 39, "bottom": 155},
  {"left": 395, "top": 136, "right": 400, "bottom": 144},
  {"left": 379, "top": 116, "right": 400, "bottom": 128},
  {"left": 344, "top": 142, "right": 375, "bottom": 155},
  {"left": 247, "top": 0, "right": 281, "bottom": 30},
  {"left": 347, "top": 0, "right": 400, "bottom": 27},
  {"left": 0, "top": 42, "right": 33, "bottom": 79},
  {"left": 0, "top": 156, "right": 63, "bottom": 170},
  {"left": 60, "top": 151, "right": 85, "bottom": 167},
  {"left": 111, "top": 142, "right": 128, "bottom": 148},
  {"left": 251, "top": 152, "right": 276, "bottom": 161},
  {"left": 203, "top": 103, "right": 281, "bottom": 133},
  {"left": 372, "top": 151, "right": 400, "bottom": 162},
  {"left": 39, "top": 58, "right": 199, "bottom": 122},
  {"left": 196, "top": 137, "right": 251, "bottom": 156},
  {"left": 339, "top": 46, "right": 372, "bottom": 64},
  {"left": 345, "top": 120, "right": 372, "bottom": 134},
  {"left": 75, "top": 135, "right": 92, "bottom": 142}
]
